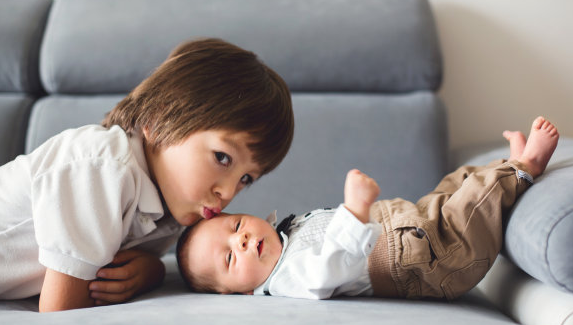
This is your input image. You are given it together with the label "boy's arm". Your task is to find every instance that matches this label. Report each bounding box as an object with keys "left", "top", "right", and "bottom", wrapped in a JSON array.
[{"left": 39, "top": 268, "right": 94, "bottom": 312}]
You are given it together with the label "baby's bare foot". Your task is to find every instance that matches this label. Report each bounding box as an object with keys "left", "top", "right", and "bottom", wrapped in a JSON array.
[
  {"left": 503, "top": 130, "right": 526, "bottom": 161},
  {"left": 344, "top": 169, "right": 380, "bottom": 224},
  {"left": 518, "top": 116, "right": 559, "bottom": 178}
]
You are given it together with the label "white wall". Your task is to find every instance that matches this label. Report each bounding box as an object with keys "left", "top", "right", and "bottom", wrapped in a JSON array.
[{"left": 428, "top": 0, "right": 573, "bottom": 149}]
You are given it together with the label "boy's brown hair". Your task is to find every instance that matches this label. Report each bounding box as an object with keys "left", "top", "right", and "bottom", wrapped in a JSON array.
[{"left": 102, "top": 38, "right": 293, "bottom": 175}]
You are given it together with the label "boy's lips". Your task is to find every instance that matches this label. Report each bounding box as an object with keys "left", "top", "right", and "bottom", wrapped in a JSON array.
[{"left": 203, "top": 207, "right": 221, "bottom": 219}]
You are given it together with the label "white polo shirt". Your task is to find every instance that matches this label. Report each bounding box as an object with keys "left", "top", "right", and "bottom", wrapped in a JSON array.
[{"left": 0, "top": 125, "right": 182, "bottom": 299}]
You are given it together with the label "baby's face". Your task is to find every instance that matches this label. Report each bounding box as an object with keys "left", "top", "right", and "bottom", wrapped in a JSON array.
[{"left": 187, "top": 213, "right": 283, "bottom": 294}]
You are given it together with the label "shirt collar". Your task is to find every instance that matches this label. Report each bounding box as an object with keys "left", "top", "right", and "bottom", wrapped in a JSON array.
[{"left": 128, "top": 131, "right": 164, "bottom": 219}]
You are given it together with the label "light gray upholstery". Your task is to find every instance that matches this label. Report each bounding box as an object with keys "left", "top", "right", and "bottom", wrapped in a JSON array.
[
  {"left": 41, "top": 0, "right": 441, "bottom": 94},
  {"left": 0, "top": 0, "right": 51, "bottom": 93},
  {"left": 228, "top": 92, "right": 447, "bottom": 216},
  {"left": 0, "top": 96, "right": 34, "bottom": 165},
  {"left": 0, "top": 0, "right": 51, "bottom": 164},
  {"left": 24, "top": 96, "right": 122, "bottom": 153}
]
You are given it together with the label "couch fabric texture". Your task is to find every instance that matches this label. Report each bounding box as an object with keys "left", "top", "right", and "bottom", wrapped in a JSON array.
[{"left": 0, "top": 0, "right": 571, "bottom": 324}]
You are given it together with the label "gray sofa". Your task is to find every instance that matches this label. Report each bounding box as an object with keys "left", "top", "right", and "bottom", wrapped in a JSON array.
[{"left": 1, "top": 0, "right": 572, "bottom": 324}]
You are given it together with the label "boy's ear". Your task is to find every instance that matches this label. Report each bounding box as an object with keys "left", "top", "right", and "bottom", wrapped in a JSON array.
[{"left": 142, "top": 126, "right": 151, "bottom": 140}]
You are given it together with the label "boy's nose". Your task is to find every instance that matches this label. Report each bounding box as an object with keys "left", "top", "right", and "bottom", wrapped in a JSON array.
[{"left": 214, "top": 179, "right": 237, "bottom": 202}]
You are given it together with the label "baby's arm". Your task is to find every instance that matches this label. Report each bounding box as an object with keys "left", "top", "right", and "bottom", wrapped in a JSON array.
[
  {"left": 39, "top": 268, "right": 94, "bottom": 312},
  {"left": 343, "top": 169, "right": 380, "bottom": 223}
]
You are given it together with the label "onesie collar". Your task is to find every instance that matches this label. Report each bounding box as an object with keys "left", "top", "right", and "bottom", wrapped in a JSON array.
[{"left": 254, "top": 231, "right": 289, "bottom": 296}]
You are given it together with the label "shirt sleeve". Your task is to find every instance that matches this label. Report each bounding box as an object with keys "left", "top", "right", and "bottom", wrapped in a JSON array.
[
  {"left": 32, "top": 158, "right": 136, "bottom": 280},
  {"left": 269, "top": 204, "right": 382, "bottom": 299}
]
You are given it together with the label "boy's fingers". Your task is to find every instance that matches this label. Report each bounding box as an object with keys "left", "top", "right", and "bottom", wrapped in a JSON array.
[
  {"left": 90, "top": 279, "right": 136, "bottom": 294},
  {"left": 91, "top": 290, "right": 133, "bottom": 304},
  {"left": 96, "top": 266, "right": 134, "bottom": 280}
]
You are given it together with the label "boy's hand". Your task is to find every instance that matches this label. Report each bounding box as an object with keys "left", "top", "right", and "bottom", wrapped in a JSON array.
[
  {"left": 89, "top": 249, "right": 165, "bottom": 306},
  {"left": 344, "top": 169, "right": 380, "bottom": 223}
]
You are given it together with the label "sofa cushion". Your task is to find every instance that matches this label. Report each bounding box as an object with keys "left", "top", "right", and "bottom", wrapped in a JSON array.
[
  {"left": 0, "top": 95, "right": 35, "bottom": 164},
  {"left": 227, "top": 92, "right": 447, "bottom": 217},
  {"left": 25, "top": 95, "right": 123, "bottom": 153},
  {"left": 0, "top": 0, "right": 51, "bottom": 93},
  {"left": 26, "top": 92, "right": 448, "bottom": 218},
  {"left": 456, "top": 137, "right": 573, "bottom": 293},
  {"left": 40, "top": 0, "right": 441, "bottom": 94}
]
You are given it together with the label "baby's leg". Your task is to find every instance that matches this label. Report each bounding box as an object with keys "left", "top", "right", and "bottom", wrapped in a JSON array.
[
  {"left": 503, "top": 130, "right": 526, "bottom": 161},
  {"left": 517, "top": 116, "right": 559, "bottom": 178}
]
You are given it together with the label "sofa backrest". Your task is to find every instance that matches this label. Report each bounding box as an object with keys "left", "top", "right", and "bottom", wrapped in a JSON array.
[
  {"left": 0, "top": 0, "right": 52, "bottom": 165},
  {"left": 1, "top": 0, "right": 447, "bottom": 217}
]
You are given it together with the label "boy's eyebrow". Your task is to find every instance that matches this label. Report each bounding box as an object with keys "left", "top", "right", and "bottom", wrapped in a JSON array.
[
  {"left": 222, "top": 136, "right": 262, "bottom": 178},
  {"left": 221, "top": 137, "right": 241, "bottom": 151}
]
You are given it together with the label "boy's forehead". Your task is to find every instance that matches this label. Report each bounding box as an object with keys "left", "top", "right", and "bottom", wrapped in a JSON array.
[{"left": 223, "top": 131, "right": 260, "bottom": 160}]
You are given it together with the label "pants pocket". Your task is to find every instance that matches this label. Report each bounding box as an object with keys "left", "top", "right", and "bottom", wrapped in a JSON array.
[
  {"left": 400, "top": 227, "right": 435, "bottom": 271},
  {"left": 440, "top": 259, "right": 490, "bottom": 300}
]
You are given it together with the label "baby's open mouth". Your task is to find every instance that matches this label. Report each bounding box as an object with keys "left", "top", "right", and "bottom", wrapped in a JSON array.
[{"left": 257, "top": 240, "right": 263, "bottom": 257}]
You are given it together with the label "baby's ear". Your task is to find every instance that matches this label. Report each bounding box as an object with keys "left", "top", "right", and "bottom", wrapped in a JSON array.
[{"left": 265, "top": 210, "right": 278, "bottom": 227}]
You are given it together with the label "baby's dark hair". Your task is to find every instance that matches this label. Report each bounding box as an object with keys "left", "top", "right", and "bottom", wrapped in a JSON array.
[
  {"left": 176, "top": 222, "right": 218, "bottom": 293},
  {"left": 103, "top": 38, "right": 294, "bottom": 175}
]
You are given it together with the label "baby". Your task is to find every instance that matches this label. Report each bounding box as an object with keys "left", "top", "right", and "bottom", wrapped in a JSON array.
[{"left": 176, "top": 117, "right": 559, "bottom": 300}]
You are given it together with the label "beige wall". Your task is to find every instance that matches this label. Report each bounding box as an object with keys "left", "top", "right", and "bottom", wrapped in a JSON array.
[{"left": 428, "top": 0, "right": 573, "bottom": 149}]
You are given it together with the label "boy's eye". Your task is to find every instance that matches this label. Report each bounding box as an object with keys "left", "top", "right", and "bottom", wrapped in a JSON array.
[
  {"left": 240, "top": 174, "right": 253, "bottom": 186},
  {"left": 215, "top": 152, "right": 231, "bottom": 166},
  {"left": 235, "top": 221, "right": 241, "bottom": 232},
  {"left": 227, "top": 251, "right": 232, "bottom": 265}
]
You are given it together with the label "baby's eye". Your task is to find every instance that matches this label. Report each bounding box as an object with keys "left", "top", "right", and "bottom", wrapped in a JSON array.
[
  {"left": 235, "top": 221, "right": 241, "bottom": 232},
  {"left": 215, "top": 152, "right": 231, "bottom": 166},
  {"left": 227, "top": 251, "right": 232, "bottom": 265},
  {"left": 240, "top": 174, "right": 253, "bottom": 186}
]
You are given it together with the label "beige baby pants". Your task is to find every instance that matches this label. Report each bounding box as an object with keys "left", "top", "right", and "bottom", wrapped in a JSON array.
[{"left": 368, "top": 160, "right": 531, "bottom": 300}]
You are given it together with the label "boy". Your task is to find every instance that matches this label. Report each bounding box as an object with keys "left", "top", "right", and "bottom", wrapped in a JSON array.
[
  {"left": 0, "top": 38, "right": 294, "bottom": 311},
  {"left": 177, "top": 117, "right": 558, "bottom": 300}
]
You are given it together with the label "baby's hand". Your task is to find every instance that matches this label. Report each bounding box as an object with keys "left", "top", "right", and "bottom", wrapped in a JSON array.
[{"left": 344, "top": 169, "right": 380, "bottom": 223}]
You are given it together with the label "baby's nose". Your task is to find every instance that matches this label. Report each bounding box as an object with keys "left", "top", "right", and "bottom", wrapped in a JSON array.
[{"left": 236, "top": 233, "right": 249, "bottom": 250}]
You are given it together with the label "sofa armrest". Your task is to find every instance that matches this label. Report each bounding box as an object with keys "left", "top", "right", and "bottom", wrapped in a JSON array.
[{"left": 476, "top": 256, "right": 573, "bottom": 325}]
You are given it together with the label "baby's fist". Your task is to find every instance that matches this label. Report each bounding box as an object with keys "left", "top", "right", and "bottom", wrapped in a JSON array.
[{"left": 344, "top": 169, "right": 380, "bottom": 223}]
